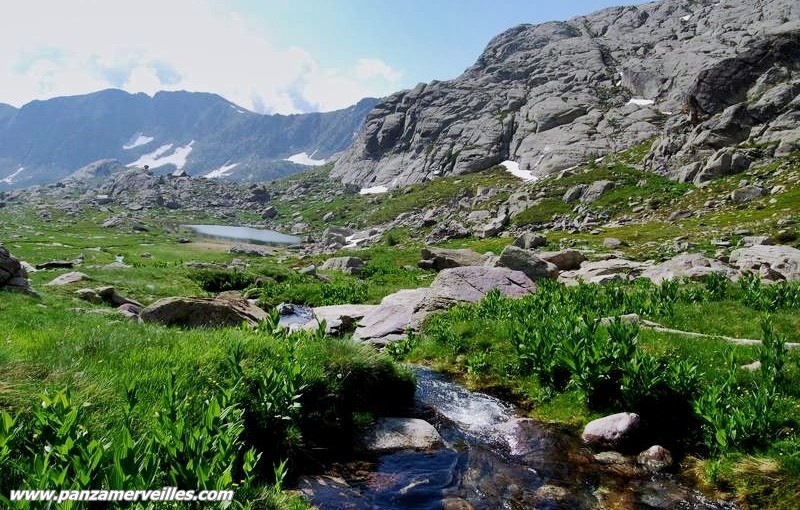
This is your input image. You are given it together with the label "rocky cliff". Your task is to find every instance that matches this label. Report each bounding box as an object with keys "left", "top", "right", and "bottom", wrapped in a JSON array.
[{"left": 331, "top": 0, "right": 800, "bottom": 188}]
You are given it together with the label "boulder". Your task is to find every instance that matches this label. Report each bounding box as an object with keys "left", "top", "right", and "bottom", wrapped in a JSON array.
[
  {"left": 582, "top": 412, "right": 640, "bottom": 450},
  {"left": 512, "top": 232, "right": 547, "bottom": 249},
  {"left": 730, "top": 185, "right": 768, "bottom": 203},
  {"left": 538, "top": 250, "right": 586, "bottom": 271},
  {"left": 357, "top": 418, "right": 443, "bottom": 453},
  {"left": 35, "top": 260, "right": 74, "bottom": 270},
  {"left": 563, "top": 184, "right": 587, "bottom": 203},
  {"left": 0, "top": 245, "right": 36, "bottom": 295},
  {"left": 261, "top": 205, "right": 278, "bottom": 219},
  {"left": 45, "top": 272, "right": 89, "bottom": 286},
  {"left": 729, "top": 245, "right": 800, "bottom": 281},
  {"left": 353, "top": 288, "right": 429, "bottom": 345},
  {"left": 419, "top": 247, "right": 484, "bottom": 271},
  {"left": 320, "top": 256, "right": 364, "bottom": 275},
  {"left": 413, "top": 266, "right": 537, "bottom": 325},
  {"left": 140, "top": 297, "right": 268, "bottom": 328},
  {"left": 96, "top": 286, "right": 142, "bottom": 307},
  {"left": 559, "top": 259, "right": 647, "bottom": 285},
  {"left": 640, "top": 253, "right": 731, "bottom": 284},
  {"left": 306, "top": 304, "right": 378, "bottom": 335},
  {"left": 695, "top": 148, "right": 751, "bottom": 184},
  {"left": 495, "top": 245, "right": 558, "bottom": 281},
  {"left": 637, "top": 445, "right": 673, "bottom": 473},
  {"left": 426, "top": 221, "right": 470, "bottom": 244},
  {"left": 229, "top": 245, "right": 271, "bottom": 257},
  {"left": 581, "top": 180, "right": 614, "bottom": 204}
]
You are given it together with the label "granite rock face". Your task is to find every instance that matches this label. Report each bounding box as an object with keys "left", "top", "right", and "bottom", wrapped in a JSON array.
[{"left": 332, "top": 0, "right": 800, "bottom": 188}]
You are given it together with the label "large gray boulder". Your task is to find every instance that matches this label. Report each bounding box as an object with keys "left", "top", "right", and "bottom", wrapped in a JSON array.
[
  {"left": 729, "top": 245, "right": 800, "bottom": 281},
  {"left": 320, "top": 256, "right": 364, "bottom": 275},
  {"left": 0, "top": 244, "right": 36, "bottom": 295},
  {"left": 140, "top": 296, "right": 268, "bottom": 328},
  {"left": 352, "top": 288, "right": 430, "bottom": 344},
  {"left": 419, "top": 247, "right": 484, "bottom": 271},
  {"left": 357, "top": 418, "right": 444, "bottom": 453},
  {"left": 495, "top": 245, "right": 558, "bottom": 281},
  {"left": 581, "top": 180, "right": 614, "bottom": 204},
  {"left": 640, "top": 253, "right": 731, "bottom": 284},
  {"left": 582, "top": 412, "right": 641, "bottom": 450},
  {"left": 413, "top": 266, "right": 537, "bottom": 325},
  {"left": 730, "top": 185, "right": 768, "bottom": 203}
]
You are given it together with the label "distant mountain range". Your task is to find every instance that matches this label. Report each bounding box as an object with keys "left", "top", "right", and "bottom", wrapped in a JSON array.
[{"left": 0, "top": 89, "right": 378, "bottom": 190}]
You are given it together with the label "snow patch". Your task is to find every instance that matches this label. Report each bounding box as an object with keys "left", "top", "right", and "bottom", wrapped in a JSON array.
[
  {"left": 123, "top": 134, "right": 154, "bottom": 150},
  {"left": 681, "top": 14, "right": 693, "bottom": 22},
  {"left": 1, "top": 166, "right": 24, "bottom": 184},
  {"left": 128, "top": 141, "right": 195, "bottom": 170},
  {"left": 627, "top": 98, "right": 655, "bottom": 106},
  {"left": 285, "top": 152, "right": 327, "bottom": 166},
  {"left": 500, "top": 160, "right": 537, "bottom": 182},
  {"left": 359, "top": 185, "right": 389, "bottom": 195},
  {"left": 203, "top": 162, "right": 239, "bottom": 179}
]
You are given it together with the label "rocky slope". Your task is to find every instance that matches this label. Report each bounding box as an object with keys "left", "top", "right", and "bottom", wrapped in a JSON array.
[
  {"left": 0, "top": 89, "right": 377, "bottom": 190},
  {"left": 332, "top": 0, "right": 799, "bottom": 188}
]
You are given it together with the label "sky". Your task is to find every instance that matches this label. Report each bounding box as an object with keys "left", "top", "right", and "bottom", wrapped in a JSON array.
[{"left": 0, "top": 0, "right": 642, "bottom": 115}]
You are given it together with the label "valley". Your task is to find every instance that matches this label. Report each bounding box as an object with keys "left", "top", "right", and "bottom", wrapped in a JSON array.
[{"left": 1, "top": 0, "right": 800, "bottom": 508}]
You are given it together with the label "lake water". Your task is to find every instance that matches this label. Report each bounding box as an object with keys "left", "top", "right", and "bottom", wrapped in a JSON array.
[{"left": 182, "top": 224, "right": 300, "bottom": 245}]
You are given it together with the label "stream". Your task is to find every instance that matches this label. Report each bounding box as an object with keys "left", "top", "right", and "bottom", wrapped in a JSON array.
[{"left": 300, "top": 367, "right": 736, "bottom": 510}]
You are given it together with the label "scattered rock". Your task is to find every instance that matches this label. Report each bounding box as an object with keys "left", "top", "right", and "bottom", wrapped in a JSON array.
[
  {"left": 731, "top": 185, "right": 768, "bottom": 203},
  {"left": 581, "top": 180, "right": 614, "bottom": 204},
  {"left": 640, "top": 253, "right": 731, "bottom": 284},
  {"left": 729, "top": 245, "right": 800, "bottom": 281},
  {"left": 582, "top": 412, "right": 641, "bottom": 450},
  {"left": 140, "top": 297, "right": 268, "bottom": 328},
  {"left": 419, "top": 247, "right": 483, "bottom": 271},
  {"left": 563, "top": 184, "right": 587, "bottom": 203},
  {"left": 320, "top": 256, "right": 364, "bottom": 275},
  {"left": 35, "top": 260, "right": 74, "bottom": 270},
  {"left": 45, "top": 272, "right": 88, "bottom": 286},
  {"left": 512, "top": 232, "right": 547, "bottom": 249},
  {"left": 538, "top": 249, "right": 586, "bottom": 271},
  {"left": 0, "top": 245, "right": 37, "bottom": 295},
  {"left": 603, "top": 237, "right": 625, "bottom": 249},
  {"left": 229, "top": 244, "right": 271, "bottom": 257},
  {"left": 637, "top": 445, "right": 673, "bottom": 473},
  {"left": 426, "top": 221, "right": 470, "bottom": 244},
  {"left": 353, "top": 288, "right": 429, "bottom": 344},
  {"left": 560, "top": 259, "right": 646, "bottom": 285},
  {"left": 495, "top": 245, "right": 558, "bottom": 281},
  {"left": 357, "top": 417, "right": 443, "bottom": 453}
]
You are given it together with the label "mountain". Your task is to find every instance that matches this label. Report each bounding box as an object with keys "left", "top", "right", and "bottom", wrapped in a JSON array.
[
  {"left": 331, "top": 0, "right": 800, "bottom": 188},
  {"left": 0, "top": 89, "right": 378, "bottom": 190}
]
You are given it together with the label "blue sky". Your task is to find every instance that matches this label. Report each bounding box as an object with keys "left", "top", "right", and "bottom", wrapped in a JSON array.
[{"left": 1, "top": 0, "right": 641, "bottom": 114}]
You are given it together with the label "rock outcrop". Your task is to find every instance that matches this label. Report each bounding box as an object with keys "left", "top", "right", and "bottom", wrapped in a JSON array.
[
  {"left": 332, "top": 0, "right": 800, "bottom": 188},
  {"left": 0, "top": 244, "right": 36, "bottom": 295},
  {"left": 357, "top": 418, "right": 444, "bottom": 453}
]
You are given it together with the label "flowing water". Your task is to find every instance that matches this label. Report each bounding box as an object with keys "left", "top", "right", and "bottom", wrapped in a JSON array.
[
  {"left": 301, "top": 367, "right": 736, "bottom": 510},
  {"left": 182, "top": 224, "right": 300, "bottom": 245}
]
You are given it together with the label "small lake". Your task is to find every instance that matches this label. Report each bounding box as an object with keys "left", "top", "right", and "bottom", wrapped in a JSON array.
[{"left": 182, "top": 224, "right": 301, "bottom": 245}]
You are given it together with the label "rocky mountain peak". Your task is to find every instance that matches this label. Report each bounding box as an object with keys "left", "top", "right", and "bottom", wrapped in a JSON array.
[{"left": 331, "top": 0, "right": 800, "bottom": 189}]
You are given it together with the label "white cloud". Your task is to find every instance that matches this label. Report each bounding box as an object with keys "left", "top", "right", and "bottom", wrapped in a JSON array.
[{"left": 0, "top": 0, "right": 401, "bottom": 114}]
